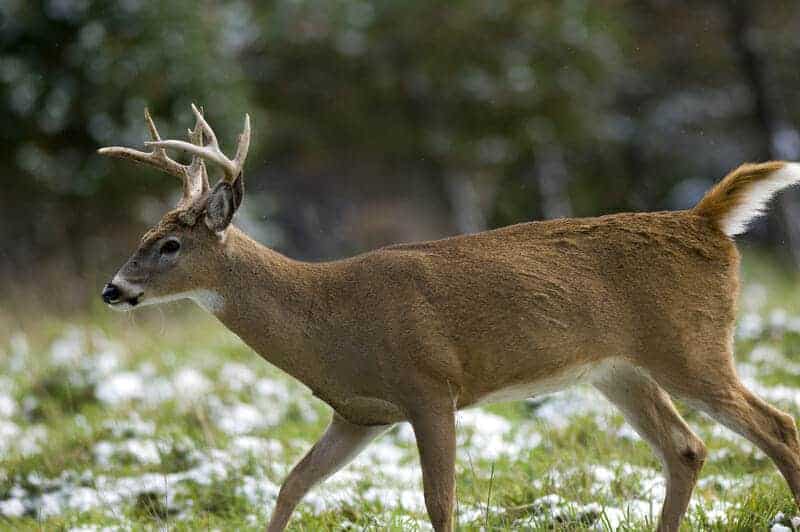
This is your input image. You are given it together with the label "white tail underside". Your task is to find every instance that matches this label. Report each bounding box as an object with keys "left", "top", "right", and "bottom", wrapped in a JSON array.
[{"left": 722, "top": 162, "right": 800, "bottom": 236}]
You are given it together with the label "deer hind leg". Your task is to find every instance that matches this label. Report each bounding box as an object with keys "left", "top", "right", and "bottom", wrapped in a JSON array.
[
  {"left": 594, "top": 362, "right": 706, "bottom": 532},
  {"left": 655, "top": 354, "right": 800, "bottom": 506},
  {"left": 716, "top": 386, "right": 800, "bottom": 503},
  {"left": 266, "top": 413, "right": 392, "bottom": 532}
]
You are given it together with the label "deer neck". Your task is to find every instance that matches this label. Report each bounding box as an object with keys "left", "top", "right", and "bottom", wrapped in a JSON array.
[{"left": 204, "top": 226, "right": 327, "bottom": 391}]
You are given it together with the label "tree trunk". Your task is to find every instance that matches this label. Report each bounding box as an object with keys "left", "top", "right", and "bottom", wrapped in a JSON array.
[
  {"left": 444, "top": 173, "right": 498, "bottom": 234},
  {"left": 534, "top": 145, "right": 573, "bottom": 220}
]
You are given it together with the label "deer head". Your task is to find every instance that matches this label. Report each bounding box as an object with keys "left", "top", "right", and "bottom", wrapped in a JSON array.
[{"left": 98, "top": 105, "right": 251, "bottom": 310}]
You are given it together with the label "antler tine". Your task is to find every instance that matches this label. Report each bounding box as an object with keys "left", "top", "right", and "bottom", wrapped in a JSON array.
[
  {"left": 144, "top": 108, "right": 197, "bottom": 199},
  {"left": 98, "top": 114, "right": 185, "bottom": 179},
  {"left": 233, "top": 113, "right": 251, "bottom": 171},
  {"left": 190, "top": 103, "right": 218, "bottom": 149},
  {"left": 185, "top": 109, "right": 210, "bottom": 197},
  {"left": 144, "top": 104, "right": 251, "bottom": 183},
  {"left": 98, "top": 108, "right": 207, "bottom": 206},
  {"left": 143, "top": 107, "right": 162, "bottom": 142}
]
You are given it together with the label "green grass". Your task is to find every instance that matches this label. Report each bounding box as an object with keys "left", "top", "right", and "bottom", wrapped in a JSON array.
[{"left": 1, "top": 250, "right": 800, "bottom": 530}]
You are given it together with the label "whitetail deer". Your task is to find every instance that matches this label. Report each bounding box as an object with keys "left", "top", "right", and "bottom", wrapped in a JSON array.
[{"left": 99, "top": 105, "right": 800, "bottom": 532}]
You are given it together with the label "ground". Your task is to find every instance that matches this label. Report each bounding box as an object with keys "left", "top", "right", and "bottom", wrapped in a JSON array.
[{"left": 2, "top": 252, "right": 800, "bottom": 531}]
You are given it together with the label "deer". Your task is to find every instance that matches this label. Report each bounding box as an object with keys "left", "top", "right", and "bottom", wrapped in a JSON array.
[{"left": 99, "top": 104, "right": 800, "bottom": 532}]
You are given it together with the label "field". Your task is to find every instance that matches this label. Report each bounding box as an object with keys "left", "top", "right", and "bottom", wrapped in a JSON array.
[{"left": 2, "top": 253, "right": 800, "bottom": 531}]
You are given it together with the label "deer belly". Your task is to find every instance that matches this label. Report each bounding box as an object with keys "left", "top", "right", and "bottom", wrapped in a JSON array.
[{"left": 472, "top": 360, "right": 602, "bottom": 407}]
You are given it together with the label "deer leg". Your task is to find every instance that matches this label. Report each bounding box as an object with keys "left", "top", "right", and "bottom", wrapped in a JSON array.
[
  {"left": 266, "top": 413, "right": 391, "bottom": 532},
  {"left": 652, "top": 353, "right": 800, "bottom": 507},
  {"left": 594, "top": 362, "right": 706, "bottom": 532},
  {"left": 410, "top": 402, "right": 457, "bottom": 532},
  {"left": 683, "top": 379, "right": 800, "bottom": 504}
]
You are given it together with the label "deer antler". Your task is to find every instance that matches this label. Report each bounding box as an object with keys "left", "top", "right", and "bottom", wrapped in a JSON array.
[
  {"left": 98, "top": 108, "right": 210, "bottom": 206},
  {"left": 144, "top": 103, "right": 251, "bottom": 184}
]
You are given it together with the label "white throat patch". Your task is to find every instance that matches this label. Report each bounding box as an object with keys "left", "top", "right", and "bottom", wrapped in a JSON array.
[
  {"left": 125, "top": 289, "right": 225, "bottom": 314},
  {"left": 189, "top": 290, "right": 225, "bottom": 314}
]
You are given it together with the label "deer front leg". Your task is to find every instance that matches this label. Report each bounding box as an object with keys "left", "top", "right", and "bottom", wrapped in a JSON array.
[
  {"left": 410, "top": 401, "right": 457, "bottom": 532},
  {"left": 266, "top": 413, "right": 391, "bottom": 532}
]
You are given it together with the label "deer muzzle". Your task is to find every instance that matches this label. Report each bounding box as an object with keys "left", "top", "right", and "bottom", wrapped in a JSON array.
[
  {"left": 101, "top": 281, "right": 142, "bottom": 309},
  {"left": 101, "top": 283, "right": 121, "bottom": 304}
]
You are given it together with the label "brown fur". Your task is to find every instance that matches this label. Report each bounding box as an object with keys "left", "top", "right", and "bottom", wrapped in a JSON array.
[{"left": 103, "top": 122, "right": 800, "bottom": 532}]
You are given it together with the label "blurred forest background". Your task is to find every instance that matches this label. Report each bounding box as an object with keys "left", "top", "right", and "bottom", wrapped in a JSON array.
[{"left": 2, "top": 0, "right": 800, "bottom": 312}]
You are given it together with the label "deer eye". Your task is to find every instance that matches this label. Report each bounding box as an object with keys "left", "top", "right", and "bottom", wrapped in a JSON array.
[{"left": 160, "top": 239, "right": 181, "bottom": 254}]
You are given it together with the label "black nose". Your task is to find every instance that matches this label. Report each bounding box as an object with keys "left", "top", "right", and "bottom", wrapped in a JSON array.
[{"left": 102, "top": 283, "right": 121, "bottom": 304}]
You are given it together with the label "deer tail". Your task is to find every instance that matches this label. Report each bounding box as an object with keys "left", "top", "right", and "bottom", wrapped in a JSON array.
[{"left": 693, "top": 161, "right": 800, "bottom": 236}]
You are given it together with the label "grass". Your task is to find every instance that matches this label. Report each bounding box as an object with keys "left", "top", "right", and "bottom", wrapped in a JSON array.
[{"left": 1, "top": 250, "right": 800, "bottom": 530}]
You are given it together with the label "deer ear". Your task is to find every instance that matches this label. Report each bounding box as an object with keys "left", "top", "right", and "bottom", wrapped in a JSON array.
[{"left": 205, "top": 175, "right": 243, "bottom": 232}]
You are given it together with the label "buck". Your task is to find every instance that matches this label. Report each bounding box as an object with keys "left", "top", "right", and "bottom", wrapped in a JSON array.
[{"left": 99, "top": 104, "right": 800, "bottom": 532}]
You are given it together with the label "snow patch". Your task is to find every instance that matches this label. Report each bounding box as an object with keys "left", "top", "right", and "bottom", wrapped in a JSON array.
[{"left": 96, "top": 372, "right": 145, "bottom": 405}]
